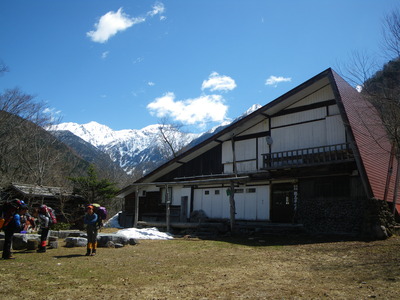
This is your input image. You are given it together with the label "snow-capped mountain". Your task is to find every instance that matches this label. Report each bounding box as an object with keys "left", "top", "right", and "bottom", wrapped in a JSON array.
[
  {"left": 50, "top": 121, "right": 200, "bottom": 175},
  {"left": 49, "top": 104, "right": 261, "bottom": 175}
]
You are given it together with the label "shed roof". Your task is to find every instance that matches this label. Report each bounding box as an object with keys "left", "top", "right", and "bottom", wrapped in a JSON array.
[{"left": 10, "top": 183, "right": 79, "bottom": 198}]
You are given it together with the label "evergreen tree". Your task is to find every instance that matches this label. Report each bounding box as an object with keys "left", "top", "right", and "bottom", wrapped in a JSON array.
[{"left": 69, "top": 164, "right": 119, "bottom": 205}]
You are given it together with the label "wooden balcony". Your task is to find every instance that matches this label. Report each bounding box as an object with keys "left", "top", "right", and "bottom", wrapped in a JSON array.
[{"left": 261, "top": 143, "right": 354, "bottom": 170}]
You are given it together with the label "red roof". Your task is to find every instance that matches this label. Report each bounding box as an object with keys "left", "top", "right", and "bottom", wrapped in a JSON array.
[{"left": 331, "top": 69, "right": 400, "bottom": 211}]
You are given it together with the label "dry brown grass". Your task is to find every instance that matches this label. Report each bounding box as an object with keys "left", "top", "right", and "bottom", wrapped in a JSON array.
[{"left": 1, "top": 231, "right": 399, "bottom": 299}]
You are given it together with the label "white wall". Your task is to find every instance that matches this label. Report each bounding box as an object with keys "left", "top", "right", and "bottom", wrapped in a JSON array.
[
  {"left": 193, "top": 185, "right": 269, "bottom": 220},
  {"left": 171, "top": 186, "right": 191, "bottom": 206}
]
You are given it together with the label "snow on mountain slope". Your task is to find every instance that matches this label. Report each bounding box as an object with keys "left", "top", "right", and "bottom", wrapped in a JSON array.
[
  {"left": 50, "top": 104, "right": 261, "bottom": 175},
  {"left": 50, "top": 121, "right": 200, "bottom": 174}
]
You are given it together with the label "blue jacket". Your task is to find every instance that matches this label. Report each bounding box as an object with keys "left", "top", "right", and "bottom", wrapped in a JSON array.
[
  {"left": 84, "top": 213, "right": 98, "bottom": 225},
  {"left": 4, "top": 213, "right": 21, "bottom": 232}
]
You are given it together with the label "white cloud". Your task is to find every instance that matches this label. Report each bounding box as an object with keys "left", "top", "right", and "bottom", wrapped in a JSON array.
[
  {"left": 132, "top": 57, "right": 144, "bottom": 64},
  {"left": 148, "top": 2, "right": 165, "bottom": 17},
  {"left": 101, "top": 51, "right": 109, "bottom": 59},
  {"left": 148, "top": 82, "right": 155, "bottom": 86},
  {"left": 201, "top": 72, "right": 237, "bottom": 92},
  {"left": 265, "top": 75, "right": 292, "bottom": 87},
  {"left": 43, "top": 107, "right": 62, "bottom": 123},
  {"left": 147, "top": 92, "right": 228, "bottom": 125},
  {"left": 87, "top": 8, "right": 136, "bottom": 43},
  {"left": 87, "top": 3, "right": 165, "bottom": 43}
]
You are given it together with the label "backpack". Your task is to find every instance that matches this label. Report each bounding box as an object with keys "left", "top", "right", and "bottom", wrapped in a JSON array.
[
  {"left": 96, "top": 207, "right": 107, "bottom": 221},
  {"left": 0, "top": 201, "right": 20, "bottom": 230},
  {"left": 91, "top": 204, "right": 107, "bottom": 227},
  {"left": 47, "top": 207, "right": 57, "bottom": 225},
  {"left": 0, "top": 204, "right": 5, "bottom": 230}
]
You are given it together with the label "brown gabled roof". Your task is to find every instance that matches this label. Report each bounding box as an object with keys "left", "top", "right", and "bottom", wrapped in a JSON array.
[{"left": 330, "top": 70, "right": 399, "bottom": 210}]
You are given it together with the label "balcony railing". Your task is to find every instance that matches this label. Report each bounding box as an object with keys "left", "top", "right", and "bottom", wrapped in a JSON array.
[{"left": 261, "top": 143, "right": 354, "bottom": 170}]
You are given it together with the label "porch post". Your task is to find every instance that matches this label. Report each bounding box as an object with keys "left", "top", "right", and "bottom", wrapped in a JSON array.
[
  {"left": 134, "top": 186, "right": 139, "bottom": 228},
  {"left": 229, "top": 180, "right": 236, "bottom": 232},
  {"left": 231, "top": 137, "right": 237, "bottom": 175},
  {"left": 166, "top": 184, "right": 171, "bottom": 232}
]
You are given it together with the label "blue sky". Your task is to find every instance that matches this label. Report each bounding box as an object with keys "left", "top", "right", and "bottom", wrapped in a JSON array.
[{"left": 0, "top": 1, "right": 399, "bottom": 133}]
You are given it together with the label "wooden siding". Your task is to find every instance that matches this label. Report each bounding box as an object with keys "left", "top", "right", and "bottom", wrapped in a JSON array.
[
  {"left": 222, "top": 138, "right": 259, "bottom": 173},
  {"left": 222, "top": 103, "right": 347, "bottom": 173},
  {"left": 287, "top": 84, "right": 334, "bottom": 109},
  {"left": 222, "top": 141, "right": 233, "bottom": 164},
  {"left": 328, "top": 104, "right": 340, "bottom": 116},
  {"left": 326, "top": 115, "right": 347, "bottom": 145},
  {"left": 271, "top": 120, "right": 326, "bottom": 152},
  {"left": 272, "top": 107, "right": 326, "bottom": 128},
  {"left": 258, "top": 136, "right": 269, "bottom": 170},
  {"left": 157, "top": 144, "right": 223, "bottom": 181},
  {"left": 237, "top": 119, "right": 269, "bottom": 136}
]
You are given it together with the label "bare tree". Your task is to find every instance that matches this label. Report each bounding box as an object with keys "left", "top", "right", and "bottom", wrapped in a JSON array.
[
  {"left": 157, "top": 117, "right": 188, "bottom": 159},
  {"left": 0, "top": 63, "right": 69, "bottom": 186},
  {"left": 337, "top": 8, "right": 400, "bottom": 215},
  {"left": 382, "top": 8, "right": 400, "bottom": 59}
]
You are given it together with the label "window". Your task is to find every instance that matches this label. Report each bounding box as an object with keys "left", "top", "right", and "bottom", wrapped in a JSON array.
[
  {"left": 246, "top": 188, "right": 256, "bottom": 193},
  {"left": 205, "top": 190, "right": 210, "bottom": 195},
  {"left": 234, "top": 188, "right": 244, "bottom": 193},
  {"left": 215, "top": 190, "right": 220, "bottom": 195},
  {"left": 161, "top": 187, "right": 172, "bottom": 204}
]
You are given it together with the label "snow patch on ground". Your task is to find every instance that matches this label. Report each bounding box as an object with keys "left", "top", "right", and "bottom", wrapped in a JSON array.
[
  {"left": 116, "top": 227, "right": 173, "bottom": 240},
  {"left": 104, "top": 212, "right": 173, "bottom": 240}
]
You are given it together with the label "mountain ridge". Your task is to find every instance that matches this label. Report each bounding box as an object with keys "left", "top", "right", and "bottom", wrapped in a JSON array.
[{"left": 50, "top": 104, "right": 261, "bottom": 175}]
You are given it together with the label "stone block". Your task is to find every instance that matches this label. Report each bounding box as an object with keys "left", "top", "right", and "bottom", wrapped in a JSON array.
[
  {"left": 65, "top": 237, "right": 87, "bottom": 247},
  {"left": 12, "top": 233, "right": 29, "bottom": 250},
  {"left": 97, "top": 233, "right": 128, "bottom": 247},
  {"left": 49, "top": 230, "right": 85, "bottom": 238},
  {"left": 49, "top": 241, "right": 58, "bottom": 249},
  {"left": 27, "top": 239, "right": 39, "bottom": 250}
]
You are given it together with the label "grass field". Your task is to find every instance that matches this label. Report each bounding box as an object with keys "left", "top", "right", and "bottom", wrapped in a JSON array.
[{"left": 1, "top": 230, "right": 399, "bottom": 299}]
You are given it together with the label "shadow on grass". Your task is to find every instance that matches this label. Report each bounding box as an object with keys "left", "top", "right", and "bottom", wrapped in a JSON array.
[
  {"left": 197, "top": 233, "right": 366, "bottom": 247},
  {"left": 53, "top": 254, "right": 86, "bottom": 258}
]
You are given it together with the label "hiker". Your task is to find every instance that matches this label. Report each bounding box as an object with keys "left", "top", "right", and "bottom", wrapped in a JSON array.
[
  {"left": 1, "top": 199, "right": 26, "bottom": 259},
  {"left": 37, "top": 204, "right": 52, "bottom": 253},
  {"left": 20, "top": 206, "right": 35, "bottom": 233},
  {"left": 84, "top": 205, "right": 98, "bottom": 256},
  {"left": 91, "top": 203, "right": 107, "bottom": 229}
]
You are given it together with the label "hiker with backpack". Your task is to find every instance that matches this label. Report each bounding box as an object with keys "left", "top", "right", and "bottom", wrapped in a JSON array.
[
  {"left": 84, "top": 205, "right": 98, "bottom": 256},
  {"left": 20, "top": 206, "right": 36, "bottom": 233},
  {"left": 91, "top": 203, "right": 107, "bottom": 229},
  {"left": 37, "top": 205, "right": 57, "bottom": 253},
  {"left": 1, "top": 199, "right": 27, "bottom": 259}
]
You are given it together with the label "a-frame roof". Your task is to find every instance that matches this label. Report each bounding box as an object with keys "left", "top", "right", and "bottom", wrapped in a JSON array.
[
  {"left": 121, "top": 68, "right": 399, "bottom": 210},
  {"left": 330, "top": 70, "right": 399, "bottom": 209}
]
